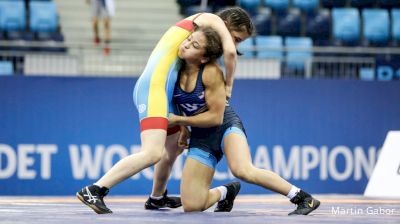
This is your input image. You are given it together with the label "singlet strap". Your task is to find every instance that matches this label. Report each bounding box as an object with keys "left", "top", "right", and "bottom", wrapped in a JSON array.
[
  {"left": 192, "top": 13, "right": 204, "bottom": 29},
  {"left": 192, "top": 13, "right": 204, "bottom": 22},
  {"left": 196, "top": 64, "right": 206, "bottom": 87}
]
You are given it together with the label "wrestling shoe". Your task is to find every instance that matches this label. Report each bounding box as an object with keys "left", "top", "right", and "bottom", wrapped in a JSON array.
[
  {"left": 76, "top": 185, "right": 112, "bottom": 214},
  {"left": 288, "top": 190, "right": 320, "bottom": 215},
  {"left": 214, "top": 181, "right": 241, "bottom": 212},
  {"left": 144, "top": 190, "right": 182, "bottom": 210}
]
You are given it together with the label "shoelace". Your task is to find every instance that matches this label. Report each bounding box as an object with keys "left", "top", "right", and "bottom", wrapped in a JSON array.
[{"left": 83, "top": 187, "right": 99, "bottom": 204}]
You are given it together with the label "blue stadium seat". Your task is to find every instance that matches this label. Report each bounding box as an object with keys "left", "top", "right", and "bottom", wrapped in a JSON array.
[
  {"left": 321, "top": 0, "right": 346, "bottom": 8},
  {"left": 378, "top": 0, "right": 400, "bottom": 8},
  {"left": 30, "top": 1, "right": 58, "bottom": 32},
  {"left": 276, "top": 9, "right": 302, "bottom": 37},
  {"left": 0, "top": 61, "right": 14, "bottom": 75},
  {"left": 350, "top": 0, "right": 377, "bottom": 8},
  {"left": 264, "top": 0, "right": 289, "bottom": 14},
  {"left": 362, "top": 9, "right": 389, "bottom": 46},
  {"left": 391, "top": 9, "right": 400, "bottom": 43},
  {"left": 306, "top": 10, "right": 331, "bottom": 44},
  {"left": 359, "top": 68, "right": 375, "bottom": 80},
  {"left": 0, "top": 1, "right": 26, "bottom": 31},
  {"left": 377, "top": 66, "right": 393, "bottom": 81},
  {"left": 239, "top": 0, "right": 261, "bottom": 16},
  {"left": 332, "top": 8, "right": 360, "bottom": 45},
  {"left": 238, "top": 37, "right": 255, "bottom": 58},
  {"left": 285, "top": 37, "right": 313, "bottom": 70},
  {"left": 292, "top": 0, "right": 319, "bottom": 14},
  {"left": 253, "top": 8, "right": 272, "bottom": 35},
  {"left": 255, "top": 35, "right": 283, "bottom": 59}
]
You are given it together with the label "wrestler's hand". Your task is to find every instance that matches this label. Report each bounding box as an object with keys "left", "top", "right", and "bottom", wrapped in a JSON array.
[
  {"left": 225, "top": 85, "right": 232, "bottom": 100},
  {"left": 168, "top": 113, "right": 180, "bottom": 126},
  {"left": 178, "top": 126, "right": 190, "bottom": 150}
]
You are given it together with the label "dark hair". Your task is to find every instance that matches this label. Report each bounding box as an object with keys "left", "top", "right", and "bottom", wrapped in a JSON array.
[
  {"left": 217, "top": 7, "right": 255, "bottom": 36},
  {"left": 200, "top": 27, "right": 223, "bottom": 62}
]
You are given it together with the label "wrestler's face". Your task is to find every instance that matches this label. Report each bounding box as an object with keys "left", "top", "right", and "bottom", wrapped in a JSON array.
[
  {"left": 178, "top": 31, "right": 208, "bottom": 63},
  {"left": 229, "top": 29, "right": 251, "bottom": 47}
]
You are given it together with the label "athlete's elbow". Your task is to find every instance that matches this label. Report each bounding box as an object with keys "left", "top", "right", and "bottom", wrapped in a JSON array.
[{"left": 225, "top": 51, "right": 236, "bottom": 61}]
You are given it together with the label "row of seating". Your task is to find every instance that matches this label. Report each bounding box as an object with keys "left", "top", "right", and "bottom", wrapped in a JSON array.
[
  {"left": 238, "top": 36, "right": 313, "bottom": 70},
  {"left": 253, "top": 7, "right": 400, "bottom": 46},
  {"left": 179, "top": 0, "right": 400, "bottom": 16},
  {"left": 0, "top": 0, "right": 63, "bottom": 51},
  {"left": 333, "top": 8, "right": 391, "bottom": 45},
  {"left": 240, "top": 0, "right": 400, "bottom": 15},
  {"left": 0, "top": 0, "right": 58, "bottom": 33}
]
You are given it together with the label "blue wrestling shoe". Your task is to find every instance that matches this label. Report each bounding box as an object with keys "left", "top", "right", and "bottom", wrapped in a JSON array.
[
  {"left": 144, "top": 190, "right": 182, "bottom": 210},
  {"left": 214, "top": 181, "right": 241, "bottom": 212},
  {"left": 76, "top": 185, "right": 112, "bottom": 214},
  {"left": 288, "top": 190, "right": 320, "bottom": 215}
]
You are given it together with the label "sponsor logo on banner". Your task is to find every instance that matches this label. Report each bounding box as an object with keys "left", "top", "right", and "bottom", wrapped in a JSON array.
[{"left": 0, "top": 143, "right": 378, "bottom": 182}]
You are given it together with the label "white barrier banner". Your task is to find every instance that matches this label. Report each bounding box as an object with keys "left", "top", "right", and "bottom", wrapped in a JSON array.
[{"left": 364, "top": 131, "right": 400, "bottom": 198}]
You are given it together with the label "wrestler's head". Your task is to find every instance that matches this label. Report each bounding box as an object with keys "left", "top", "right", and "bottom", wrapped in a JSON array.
[
  {"left": 178, "top": 27, "right": 223, "bottom": 65},
  {"left": 217, "top": 7, "right": 255, "bottom": 46}
]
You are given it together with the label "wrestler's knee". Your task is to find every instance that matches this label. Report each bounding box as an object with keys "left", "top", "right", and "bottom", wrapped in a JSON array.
[
  {"left": 231, "top": 164, "right": 255, "bottom": 182},
  {"left": 140, "top": 146, "right": 164, "bottom": 165},
  {"left": 182, "top": 200, "right": 206, "bottom": 212}
]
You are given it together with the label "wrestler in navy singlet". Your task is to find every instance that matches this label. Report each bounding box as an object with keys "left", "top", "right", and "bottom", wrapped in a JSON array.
[{"left": 173, "top": 64, "right": 246, "bottom": 166}]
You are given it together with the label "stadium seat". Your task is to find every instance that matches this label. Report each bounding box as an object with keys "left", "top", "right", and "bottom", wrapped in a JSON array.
[
  {"left": 378, "top": 0, "right": 400, "bottom": 8},
  {"left": 332, "top": 8, "right": 360, "bottom": 45},
  {"left": 30, "top": 1, "right": 58, "bottom": 32},
  {"left": 263, "top": 0, "right": 289, "bottom": 14},
  {"left": 255, "top": 35, "right": 283, "bottom": 59},
  {"left": 0, "top": 61, "right": 14, "bottom": 75},
  {"left": 391, "top": 9, "right": 400, "bottom": 44},
  {"left": 362, "top": 9, "right": 389, "bottom": 46},
  {"left": 238, "top": 37, "right": 255, "bottom": 58},
  {"left": 377, "top": 66, "right": 393, "bottom": 81},
  {"left": 0, "top": 1, "right": 26, "bottom": 31},
  {"left": 239, "top": 0, "right": 261, "bottom": 16},
  {"left": 305, "top": 10, "right": 331, "bottom": 44},
  {"left": 276, "top": 9, "right": 302, "bottom": 37},
  {"left": 350, "top": 0, "right": 377, "bottom": 8},
  {"left": 359, "top": 68, "right": 375, "bottom": 81},
  {"left": 284, "top": 37, "right": 313, "bottom": 70},
  {"left": 253, "top": 8, "right": 272, "bottom": 35},
  {"left": 321, "top": 0, "right": 346, "bottom": 8},
  {"left": 292, "top": 0, "right": 319, "bottom": 14}
]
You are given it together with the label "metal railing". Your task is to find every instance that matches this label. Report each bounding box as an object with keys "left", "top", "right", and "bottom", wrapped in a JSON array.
[{"left": 0, "top": 41, "right": 399, "bottom": 79}]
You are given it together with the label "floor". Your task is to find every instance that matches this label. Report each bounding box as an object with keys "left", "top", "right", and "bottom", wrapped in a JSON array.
[{"left": 0, "top": 195, "right": 399, "bottom": 224}]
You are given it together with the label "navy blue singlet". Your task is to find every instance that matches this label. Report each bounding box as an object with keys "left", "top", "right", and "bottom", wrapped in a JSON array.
[{"left": 173, "top": 64, "right": 247, "bottom": 163}]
